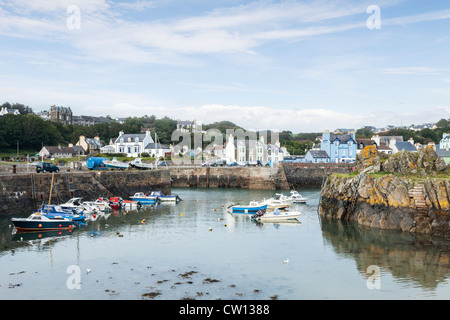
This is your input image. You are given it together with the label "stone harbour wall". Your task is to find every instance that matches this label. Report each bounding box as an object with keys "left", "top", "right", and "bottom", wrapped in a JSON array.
[{"left": 0, "top": 170, "right": 171, "bottom": 214}]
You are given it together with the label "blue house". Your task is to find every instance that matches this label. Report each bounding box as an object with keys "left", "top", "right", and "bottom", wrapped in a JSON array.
[
  {"left": 304, "top": 150, "right": 330, "bottom": 163},
  {"left": 321, "top": 131, "right": 357, "bottom": 163}
]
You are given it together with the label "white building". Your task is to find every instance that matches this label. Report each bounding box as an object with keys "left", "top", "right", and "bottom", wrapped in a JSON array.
[
  {"left": 113, "top": 130, "right": 154, "bottom": 157},
  {"left": 0, "top": 107, "right": 20, "bottom": 116}
]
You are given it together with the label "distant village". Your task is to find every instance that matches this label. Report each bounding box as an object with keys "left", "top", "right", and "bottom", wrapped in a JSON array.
[{"left": 1, "top": 104, "right": 449, "bottom": 166}]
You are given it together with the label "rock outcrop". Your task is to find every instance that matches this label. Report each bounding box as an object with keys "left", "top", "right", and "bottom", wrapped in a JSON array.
[{"left": 320, "top": 146, "right": 450, "bottom": 236}]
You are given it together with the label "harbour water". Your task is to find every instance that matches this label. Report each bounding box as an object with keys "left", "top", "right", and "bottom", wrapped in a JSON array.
[{"left": 1, "top": 187, "right": 450, "bottom": 300}]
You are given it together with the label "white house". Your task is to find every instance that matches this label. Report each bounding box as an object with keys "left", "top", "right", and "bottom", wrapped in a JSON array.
[
  {"left": 439, "top": 133, "right": 450, "bottom": 150},
  {"left": 114, "top": 130, "right": 154, "bottom": 157},
  {"left": 0, "top": 107, "right": 20, "bottom": 116},
  {"left": 144, "top": 143, "right": 170, "bottom": 159}
]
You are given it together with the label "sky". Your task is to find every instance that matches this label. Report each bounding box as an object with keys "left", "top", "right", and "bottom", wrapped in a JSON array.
[{"left": 0, "top": 0, "right": 449, "bottom": 132}]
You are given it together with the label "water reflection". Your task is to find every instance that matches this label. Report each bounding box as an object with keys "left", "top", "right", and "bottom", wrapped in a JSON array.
[{"left": 320, "top": 218, "right": 450, "bottom": 290}]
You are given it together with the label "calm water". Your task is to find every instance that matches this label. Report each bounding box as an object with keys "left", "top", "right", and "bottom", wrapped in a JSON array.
[{"left": 1, "top": 187, "right": 450, "bottom": 300}]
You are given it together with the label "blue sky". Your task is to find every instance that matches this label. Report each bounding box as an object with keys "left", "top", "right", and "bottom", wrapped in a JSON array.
[{"left": 0, "top": 0, "right": 449, "bottom": 132}]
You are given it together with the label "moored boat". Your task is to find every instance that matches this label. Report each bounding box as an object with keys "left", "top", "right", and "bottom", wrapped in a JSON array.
[
  {"left": 150, "top": 191, "right": 181, "bottom": 202},
  {"left": 289, "top": 190, "right": 307, "bottom": 203},
  {"left": 231, "top": 201, "right": 268, "bottom": 214},
  {"left": 252, "top": 208, "right": 301, "bottom": 222},
  {"left": 11, "top": 213, "right": 77, "bottom": 232},
  {"left": 129, "top": 192, "right": 157, "bottom": 204},
  {"left": 259, "top": 198, "right": 289, "bottom": 211}
]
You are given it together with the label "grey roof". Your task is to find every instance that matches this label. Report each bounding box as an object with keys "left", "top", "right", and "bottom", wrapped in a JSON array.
[
  {"left": 115, "top": 133, "right": 146, "bottom": 144},
  {"left": 436, "top": 148, "right": 450, "bottom": 157},
  {"left": 308, "top": 150, "right": 329, "bottom": 158},
  {"left": 330, "top": 134, "right": 356, "bottom": 144},
  {"left": 395, "top": 142, "right": 417, "bottom": 152},
  {"left": 145, "top": 143, "right": 169, "bottom": 150}
]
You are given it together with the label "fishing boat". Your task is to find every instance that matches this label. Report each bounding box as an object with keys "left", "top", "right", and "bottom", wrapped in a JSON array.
[
  {"left": 231, "top": 201, "right": 268, "bottom": 214},
  {"left": 252, "top": 208, "right": 301, "bottom": 222},
  {"left": 289, "top": 190, "right": 307, "bottom": 203},
  {"left": 129, "top": 192, "right": 157, "bottom": 204},
  {"left": 93, "top": 198, "right": 111, "bottom": 212},
  {"left": 11, "top": 213, "right": 77, "bottom": 232},
  {"left": 150, "top": 191, "right": 181, "bottom": 202},
  {"left": 129, "top": 158, "right": 154, "bottom": 170},
  {"left": 103, "top": 157, "right": 129, "bottom": 170}
]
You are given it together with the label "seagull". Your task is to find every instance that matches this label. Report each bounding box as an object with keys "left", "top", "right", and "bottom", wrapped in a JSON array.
[
  {"left": 283, "top": 259, "right": 289, "bottom": 264},
  {"left": 86, "top": 268, "right": 92, "bottom": 274}
]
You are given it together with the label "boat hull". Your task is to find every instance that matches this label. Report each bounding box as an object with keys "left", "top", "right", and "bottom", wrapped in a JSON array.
[
  {"left": 129, "top": 198, "right": 157, "bottom": 204},
  {"left": 257, "top": 212, "right": 301, "bottom": 222},
  {"left": 11, "top": 218, "right": 76, "bottom": 232},
  {"left": 232, "top": 204, "right": 268, "bottom": 213}
]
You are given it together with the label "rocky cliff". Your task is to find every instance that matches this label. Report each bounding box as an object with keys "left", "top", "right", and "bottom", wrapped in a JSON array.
[{"left": 320, "top": 146, "right": 450, "bottom": 236}]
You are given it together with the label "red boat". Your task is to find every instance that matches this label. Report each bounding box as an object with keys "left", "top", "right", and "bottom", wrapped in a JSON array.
[{"left": 109, "top": 197, "right": 141, "bottom": 210}]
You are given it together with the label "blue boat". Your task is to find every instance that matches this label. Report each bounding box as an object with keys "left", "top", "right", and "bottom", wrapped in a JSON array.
[
  {"left": 38, "top": 205, "right": 86, "bottom": 221},
  {"left": 150, "top": 191, "right": 181, "bottom": 202},
  {"left": 11, "top": 213, "right": 76, "bottom": 232},
  {"left": 231, "top": 201, "right": 268, "bottom": 214},
  {"left": 129, "top": 192, "right": 157, "bottom": 205}
]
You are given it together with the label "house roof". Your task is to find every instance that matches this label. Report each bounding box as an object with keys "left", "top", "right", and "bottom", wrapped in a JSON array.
[
  {"left": 395, "top": 142, "right": 417, "bottom": 152},
  {"left": 308, "top": 150, "right": 329, "bottom": 158},
  {"left": 144, "top": 143, "right": 169, "bottom": 150},
  {"left": 330, "top": 134, "right": 355, "bottom": 144},
  {"left": 356, "top": 139, "right": 376, "bottom": 149},
  {"left": 114, "top": 133, "right": 147, "bottom": 144},
  {"left": 44, "top": 146, "right": 83, "bottom": 154}
]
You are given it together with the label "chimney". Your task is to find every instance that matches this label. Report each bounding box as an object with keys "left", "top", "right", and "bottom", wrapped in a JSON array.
[{"left": 408, "top": 137, "right": 414, "bottom": 145}]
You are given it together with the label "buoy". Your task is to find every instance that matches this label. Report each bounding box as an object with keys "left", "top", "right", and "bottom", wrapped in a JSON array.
[
  {"left": 180, "top": 213, "right": 183, "bottom": 216},
  {"left": 213, "top": 209, "right": 215, "bottom": 212},
  {"left": 217, "top": 218, "right": 221, "bottom": 221},
  {"left": 59, "top": 224, "right": 62, "bottom": 227},
  {"left": 38, "top": 224, "right": 42, "bottom": 228},
  {"left": 224, "top": 224, "right": 227, "bottom": 227},
  {"left": 209, "top": 227, "right": 212, "bottom": 231}
]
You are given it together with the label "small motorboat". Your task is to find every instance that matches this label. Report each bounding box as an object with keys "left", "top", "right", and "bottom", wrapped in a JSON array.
[
  {"left": 289, "top": 190, "right": 307, "bottom": 203},
  {"left": 129, "top": 192, "right": 158, "bottom": 204},
  {"left": 38, "top": 205, "right": 85, "bottom": 221},
  {"left": 274, "top": 193, "right": 294, "bottom": 205},
  {"left": 109, "top": 197, "right": 141, "bottom": 210},
  {"left": 103, "top": 157, "right": 129, "bottom": 170},
  {"left": 129, "top": 158, "right": 154, "bottom": 170},
  {"left": 252, "top": 208, "right": 301, "bottom": 222},
  {"left": 259, "top": 198, "right": 289, "bottom": 211},
  {"left": 150, "top": 191, "right": 181, "bottom": 202},
  {"left": 231, "top": 201, "right": 268, "bottom": 214},
  {"left": 59, "top": 197, "right": 97, "bottom": 214},
  {"left": 11, "top": 213, "right": 77, "bottom": 232}
]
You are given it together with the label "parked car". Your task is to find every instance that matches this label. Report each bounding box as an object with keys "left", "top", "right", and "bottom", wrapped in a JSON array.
[
  {"left": 36, "top": 162, "right": 60, "bottom": 173},
  {"left": 214, "top": 159, "right": 227, "bottom": 166},
  {"left": 202, "top": 161, "right": 212, "bottom": 167},
  {"left": 248, "top": 160, "right": 258, "bottom": 166},
  {"left": 238, "top": 161, "right": 249, "bottom": 167},
  {"left": 261, "top": 161, "right": 271, "bottom": 167},
  {"left": 226, "top": 162, "right": 238, "bottom": 167},
  {"left": 157, "top": 161, "right": 169, "bottom": 167}
]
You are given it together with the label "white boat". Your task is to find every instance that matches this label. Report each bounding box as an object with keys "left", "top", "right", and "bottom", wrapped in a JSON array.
[
  {"left": 93, "top": 198, "right": 112, "bottom": 212},
  {"left": 274, "top": 193, "right": 294, "bottom": 205},
  {"left": 252, "top": 208, "right": 301, "bottom": 222},
  {"left": 259, "top": 198, "right": 289, "bottom": 210},
  {"left": 130, "top": 158, "right": 154, "bottom": 170},
  {"left": 103, "top": 157, "right": 129, "bottom": 170},
  {"left": 289, "top": 190, "right": 307, "bottom": 203}
]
